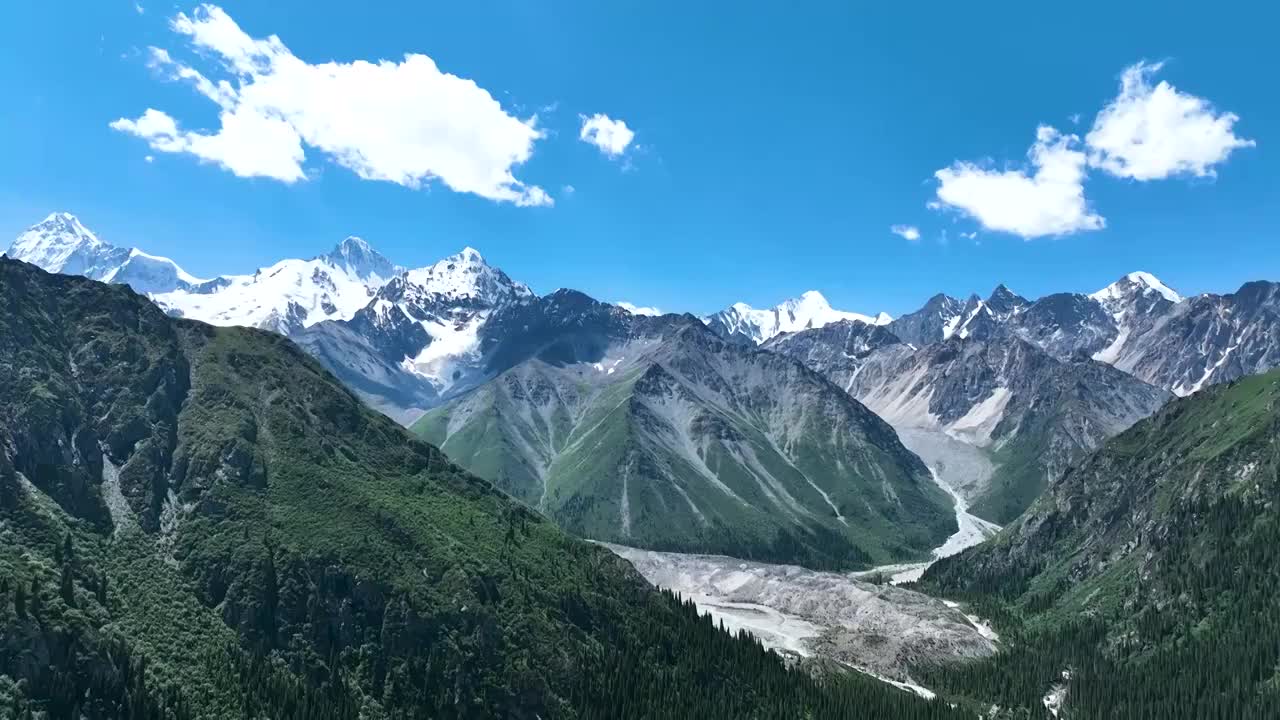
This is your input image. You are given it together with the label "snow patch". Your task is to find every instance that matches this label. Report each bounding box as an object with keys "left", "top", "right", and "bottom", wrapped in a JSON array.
[
  {"left": 1174, "top": 343, "right": 1238, "bottom": 396},
  {"left": 402, "top": 312, "right": 488, "bottom": 391}
]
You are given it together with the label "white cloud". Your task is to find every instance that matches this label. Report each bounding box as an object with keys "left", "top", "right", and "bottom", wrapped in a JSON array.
[
  {"left": 144, "top": 154, "right": 155, "bottom": 163},
  {"left": 1086, "top": 61, "right": 1254, "bottom": 181},
  {"left": 932, "top": 126, "right": 1104, "bottom": 239},
  {"left": 112, "top": 4, "right": 551, "bottom": 206},
  {"left": 890, "top": 224, "right": 921, "bottom": 242},
  {"left": 616, "top": 301, "right": 662, "bottom": 316},
  {"left": 960, "top": 231, "right": 977, "bottom": 240},
  {"left": 111, "top": 106, "right": 306, "bottom": 181},
  {"left": 579, "top": 113, "right": 635, "bottom": 157}
]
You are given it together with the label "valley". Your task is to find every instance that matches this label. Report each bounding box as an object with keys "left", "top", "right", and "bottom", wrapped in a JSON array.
[
  {"left": 6, "top": 213, "right": 1280, "bottom": 718},
  {"left": 3, "top": 8, "right": 1273, "bottom": 717},
  {"left": 606, "top": 450, "right": 1003, "bottom": 690}
]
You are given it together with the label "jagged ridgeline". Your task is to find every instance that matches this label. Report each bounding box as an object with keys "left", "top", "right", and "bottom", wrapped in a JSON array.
[
  {"left": 765, "top": 322, "right": 1173, "bottom": 525},
  {"left": 412, "top": 291, "right": 956, "bottom": 571},
  {"left": 915, "top": 370, "right": 1280, "bottom": 719},
  {"left": 0, "top": 258, "right": 966, "bottom": 719}
]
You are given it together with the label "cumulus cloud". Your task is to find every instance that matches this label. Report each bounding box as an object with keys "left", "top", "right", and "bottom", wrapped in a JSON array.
[
  {"left": 580, "top": 113, "right": 635, "bottom": 157},
  {"left": 616, "top": 301, "right": 662, "bottom": 316},
  {"left": 932, "top": 126, "right": 1104, "bottom": 239},
  {"left": 1086, "top": 61, "right": 1255, "bottom": 181},
  {"left": 112, "top": 4, "right": 551, "bottom": 206},
  {"left": 890, "top": 224, "right": 921, "bottom": 242}
]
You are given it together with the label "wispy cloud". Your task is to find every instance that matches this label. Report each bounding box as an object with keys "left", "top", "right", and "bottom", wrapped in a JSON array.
[{"left": 890, "top": 224, "right": 921, "bottom": 242}]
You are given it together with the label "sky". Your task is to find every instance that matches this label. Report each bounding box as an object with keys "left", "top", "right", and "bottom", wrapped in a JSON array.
[{"left": 0, "top": 1, "right": 1275, "bottom": 317}]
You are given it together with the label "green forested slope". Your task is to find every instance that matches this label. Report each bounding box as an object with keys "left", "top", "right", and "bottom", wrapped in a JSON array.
[
  {"left": 0, "top": 258, "right": 959, "bottom": 719},
  {"left": 915, "top": 369, "right": 1280, "bottom": 719}
]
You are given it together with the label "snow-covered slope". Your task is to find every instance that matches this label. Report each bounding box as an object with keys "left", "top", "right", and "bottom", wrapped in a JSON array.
[
  {"left": 105, "top": 249, "right": 207, "bottom": 294},
  {"left": 1090, "top": 271, "right": 1182, "bottom": 306},
  {"left": 1084, "top": 271, "right": 1184, "bottom": 366},
  {"left": 4, "top": 212, "right": 203, "bottom": 294},
  {"left": 152, "top": 237, "right": 398, "bottom": 335},
  {"left": 704, "top": 290, "right": 892, "bottom": 344},
  {"left": 292, "top": 247, "right": 536, "bottom": 419}
]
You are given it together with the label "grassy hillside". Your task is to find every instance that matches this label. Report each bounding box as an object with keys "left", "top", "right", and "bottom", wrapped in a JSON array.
[
  {"left": 914, "top": 369, "right": 1280, "bottom": 718},
  {"left": 0, "top": 258, "right": 962, "bottom": 719}
]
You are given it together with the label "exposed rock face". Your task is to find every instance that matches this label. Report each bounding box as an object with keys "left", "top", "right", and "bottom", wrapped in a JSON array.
[
  {"left": 769, "top": 330, "right": 1172, "bottom": 523},
  {"left": 881, "top": 272, "right": 1280, "bottom": 398},
  {"left": 1102, "top": 280, "right": 1280, "bottom": 395},
  {"left": 884, "top": 294, "right": 969, "bottom": 347},
  {"left": 762, "top": 319, "right": 904, "bottom": 390}
]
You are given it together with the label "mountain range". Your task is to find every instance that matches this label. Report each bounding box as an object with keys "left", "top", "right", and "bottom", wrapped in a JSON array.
[
  {"left": 6, "top": 213, "right": 1280, "bottom": 718},
  {"left": 10, "top": 211, "right": 1280, "bottom": 558},
  {"left": 3, "top": 214, "right": 959, "bottom": 570},
  {"left": 0, "top": 257, "right": 964, "bottom": 719},
  {"left": 411, "top": 292, "right": 955, "bottom": 569},
  {"left": 703, "top": 290, "right": 893, "bottom": 345}
]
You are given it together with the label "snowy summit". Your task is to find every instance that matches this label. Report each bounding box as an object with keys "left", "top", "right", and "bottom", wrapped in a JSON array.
[
  {"left": 705, "top": 290, "right": 893, "bottom": 344},
  {"left": 1090, "top": 271, "right": 1183, "bottom": 305}
]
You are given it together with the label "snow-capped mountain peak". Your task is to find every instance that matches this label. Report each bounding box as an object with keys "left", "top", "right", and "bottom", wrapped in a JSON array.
[
  {"left": 399, "top": 247, "right": 532, "bottom": 305},
  {"left": 1090, "top": 271, "right": 1182, "bottom": 305},
  {"left": 6, "top": 212, "right": 126, "bottom": 277},
  {"left": 5, "top": 212, "right": 206, "bottom": 295},
  {"left": 705, "top": 290, "right": 892, "bottom": 344},
  {"left": 320, "top": 236, "right": 400, "bottom": 284},
  {"left": 18, "top": 211, "right": 103, "bottom": 250}
]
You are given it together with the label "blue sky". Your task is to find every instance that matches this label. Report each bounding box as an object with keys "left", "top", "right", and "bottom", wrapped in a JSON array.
[{"left": 1, "top": 1, "right": 1274, "bottom": 316}]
